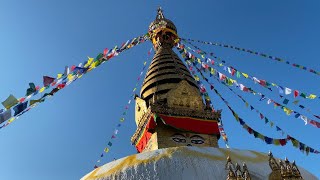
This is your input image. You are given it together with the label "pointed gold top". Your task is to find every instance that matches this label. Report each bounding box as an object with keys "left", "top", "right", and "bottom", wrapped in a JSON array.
[{"left": 156, "top": 7, "right": 165, "bottom": 19}]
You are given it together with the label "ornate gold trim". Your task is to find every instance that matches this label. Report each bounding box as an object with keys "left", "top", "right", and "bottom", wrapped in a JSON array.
[{"left": 268, "top": 151, "right": 303, "bottom": 179}]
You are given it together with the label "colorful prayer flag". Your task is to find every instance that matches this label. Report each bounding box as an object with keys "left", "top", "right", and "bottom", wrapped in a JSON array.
[
  {"left": 2, "top": 95, "right": 19, "bottom": 109},
  {"left": 13, "top": 101, "right": 28, "bottom": 116},
  {"left": 43, "top": 76, "right": 55, "bottom": 87},
  {"left": 0, "top": 109, "right": 11, "bottom": 124}
]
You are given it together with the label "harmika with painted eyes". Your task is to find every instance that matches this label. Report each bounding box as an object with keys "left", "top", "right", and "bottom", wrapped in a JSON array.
[{"left": 171, "top": 133, "right": 205, "bottom": 146}]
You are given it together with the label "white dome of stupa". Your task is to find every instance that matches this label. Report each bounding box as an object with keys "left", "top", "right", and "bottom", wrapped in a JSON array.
[{"left": 81, "top": 146, "right": 317, "bottom": 180}]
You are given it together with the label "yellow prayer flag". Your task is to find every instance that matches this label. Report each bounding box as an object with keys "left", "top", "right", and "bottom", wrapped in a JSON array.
[
  {"left": 271, "top": 83, "right": 277, "bottom": 87},
  {"left": 87, "top": 57, "right": 94, "bottom": 64},
  {"left": 104, "top": 148, "right": 109, "bottom": 153},
  {"left": 274, "top": 139, "right": 280, "bottom": 146},
  {"left": 133, "top": 88, "right": 137, "bottom": 92},
  {"left": 283, "top": 107, "right": 292, "bottom": 115},
  {"left": 219, "top": 63, "right": 223, "bottom": 67},
  {"left": 210, "top": 68, "right": 215, "bottom": 75},
  {"left": 241, "top": 73, "right": 249, "bottom": 78},
  {"left": 39, "top": 87, "right": 46, "bottom": 93},
  {"left": 201, "top": 55, "right": 205, "bottom": 59},
  {"left": 57, "top": 74, "right": 63, "bottom": 79},
  {"left": 67, "top": 74, "right": 74, "bottom": 81},
  {"left": 143, "top": 61, "right": 147, "bottom": 66},
  {"left": 84, "top": 57, "right": 94, "bottom": 68},
  {"left": 8, "top": 117, "right": 15, "bottom": 123},
  {"left": 308, "top": 94, "right": 316, "bottom": 99},
  {"left": 197, "top": 58, "right": 201, "bottom": 64}
]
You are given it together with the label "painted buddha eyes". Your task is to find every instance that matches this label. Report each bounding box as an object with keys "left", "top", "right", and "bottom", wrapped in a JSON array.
[
  {"left": 172, "top": 134, "right": 187, "bottom": 143},
  {"left": 171, "top": 133, "right": 205, "bottom": 145},
  {"left": 190, "top": 135, "right": 205, "bottom": 144}
]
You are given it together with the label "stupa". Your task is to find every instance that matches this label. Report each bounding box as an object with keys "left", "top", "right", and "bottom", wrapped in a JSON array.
[{"left": 81, "top": 8, "right": 317, "bottom": 180}]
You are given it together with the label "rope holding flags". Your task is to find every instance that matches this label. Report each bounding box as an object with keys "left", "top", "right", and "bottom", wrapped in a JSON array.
[
  {"left": 176, "top": 43, "right": 320, "bottom": 129},
  {"left": 177, "top": 45, "right": 319, "bottom": 155},
  {"left": 0, "top": 34, "right": 149, "bottom": 130},
  {"left": 176, "top": 45, "right": 230, "bottom": 148},
  {"left": 93, "top": 48, "right": 153, "bottom": 169},
  {"left": 182, "top": 39, "right": 319, "bottom": 103},
  {"left": 182, "top": 38, "right": 320, "bottom": 77}
]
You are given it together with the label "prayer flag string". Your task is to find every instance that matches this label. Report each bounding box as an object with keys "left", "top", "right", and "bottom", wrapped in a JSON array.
[
  {"left": 93, "top": 48, "right": 153, "bottom": 169},
  {"left": 182, "top": 38, "right": 320, "bottom": 77},
  {"left": 177, "top": 45, "right": 319, "bottom": 155},
  {"left": 0, "top": 34, "right": 149, "bottom": 129},
  {"left": 212, "top": 86, "right": 319, "bottom": 155},
  {"left": 176, "top": 46, "right": 230, "bottom": 148},
  {"left": 214, "top": 76, "right": 287, "bottom": 137},
  {"left": 176, "top": 43, "right": 320, "bottom": 129},
  {"left": 182, "top": 40, "right": 320, "bottom": 120}
]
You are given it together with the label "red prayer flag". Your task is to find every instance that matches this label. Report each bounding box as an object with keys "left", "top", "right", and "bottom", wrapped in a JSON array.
[
  {"left": 103, "top": 48, "right": 109, "bottom": 58},
  {"left": 57, "top": 84, "right": 66, "bottom": 89},
  {"left": 43, "top": 76, "right": 55, "bottom": 87},
  {"left": 310, "top": 120, "right": 320, "bottom": 128},
  {"left": 71, "top": 65, "right": 76, "bottom": 71},
  {"left": 260, "top": 113, "right": 264, "bottom": 119},
  {"left": 243, "top": 87, "right": 249, "bottom": 92},
  {"left": 294, "top": 90, "right": 299, "bottom": 98},
  {"left": 231, "top": 69, "right": 236, "bottom": 76},
  {"left": 259, "top": 80, "right": 266, "bottom": 87},
  {"left": 279, "top": 139, "right": 287, "bottom": 146}
]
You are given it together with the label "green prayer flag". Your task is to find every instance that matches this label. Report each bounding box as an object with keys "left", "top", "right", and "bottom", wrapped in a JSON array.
[
  {"left": 236, "top": 71, "right": 241, "bottom": 78},
  {"left": 257, "top": 134, "right": 264, "bottom": 140},
  {"left": 2, "top": 94, "right": 19, "bottom": 109},
  {"left": 26, "top": 83, "right": 36, "bottom": 96},
  {"left": 293, "top": 100, "right": 299, "bottom": 105},
  {"left": 300, "top": 93, "right": 307, "bottom": 98},
  {"left": 30, "top": 99, "right": 45, "bottom": 106},
  {"left": 291, "top": 139, "right": 299, "bottom": 148},
  {"left": 274, "top": 139, "right": 280, "bottom": 146}
]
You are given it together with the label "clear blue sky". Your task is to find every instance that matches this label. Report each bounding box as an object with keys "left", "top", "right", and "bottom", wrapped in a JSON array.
[{"left": 0, "top": 0, "right": 319, "bottom": 179}]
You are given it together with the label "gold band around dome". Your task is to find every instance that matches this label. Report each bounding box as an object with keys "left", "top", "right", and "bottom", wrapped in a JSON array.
[{"left": 150, "top": 27, "right": 179, "bottom": 45}]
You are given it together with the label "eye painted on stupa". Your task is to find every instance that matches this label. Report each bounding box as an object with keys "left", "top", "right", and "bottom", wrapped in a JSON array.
[
  {"left": 171, "top": 133, "right": 186, "bottom": 143},
  {"left": 190, "top": 135, "right": 205, "bottom": 144}
]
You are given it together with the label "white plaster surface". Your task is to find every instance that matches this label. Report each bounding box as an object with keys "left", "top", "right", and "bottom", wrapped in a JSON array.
[{"left": 81, "top": 147, "right": 317, "bottom": 180}]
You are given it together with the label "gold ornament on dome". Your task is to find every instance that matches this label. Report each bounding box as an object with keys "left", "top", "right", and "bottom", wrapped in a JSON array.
[{"left": 268, "top": 151, "right": 303, "bottom": 180}]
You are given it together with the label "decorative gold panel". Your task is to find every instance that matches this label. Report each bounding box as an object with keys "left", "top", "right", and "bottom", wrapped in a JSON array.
[{"left": 166, "top": 80, "right": 204, "bottom": 110}]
